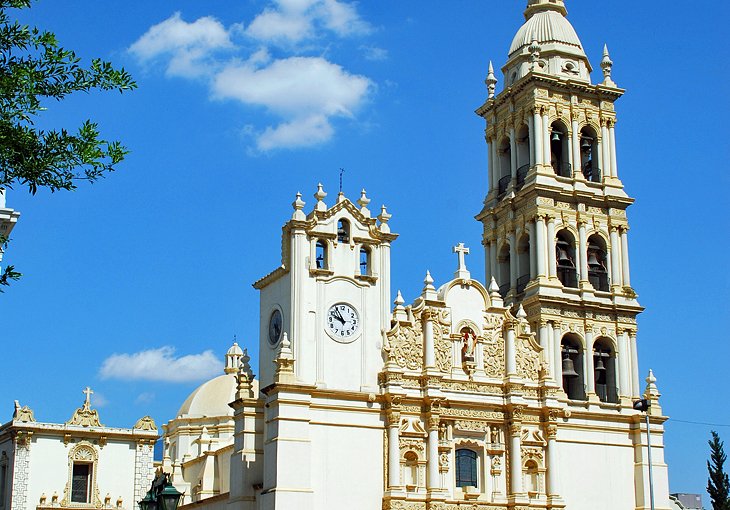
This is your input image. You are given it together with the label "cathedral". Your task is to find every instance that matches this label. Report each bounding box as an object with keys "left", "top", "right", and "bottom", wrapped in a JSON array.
[{"left": 1, "top": 1, "right": 673, "bottom": 509}]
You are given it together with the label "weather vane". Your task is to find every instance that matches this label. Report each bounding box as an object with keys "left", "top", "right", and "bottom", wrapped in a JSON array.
[{"left": 339, "top": 168, "right": 345, "bottom": 193}]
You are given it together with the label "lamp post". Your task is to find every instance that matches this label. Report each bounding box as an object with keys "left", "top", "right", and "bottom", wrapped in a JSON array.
[
  {"left": 138, "top": 472, "right": 183, "bottom": 510},
  {"left": 633, "top": 398, "right": 654, "bottom": 510}
]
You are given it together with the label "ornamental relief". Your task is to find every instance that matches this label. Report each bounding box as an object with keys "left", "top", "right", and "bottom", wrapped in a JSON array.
[
  {"left": 516, "top": 335, "right": 540, "bottom": 381},
  {"left": 441, "top": 408, "right": 505, "bottom": 420},
  {"left": 399, "top": 438, "right": 425, "bottom": 454},
  {"left": 435, "top": 333, "right": 453, "bottom": 373},
  {"left": 441, "top": 381, "right": 502, "bottom": 395},
  {"left": 385, "top": 319, "right": 423, "bottom": 371},
  {"left": 483, "top": 314, "right": 504, "bottom": 342}
]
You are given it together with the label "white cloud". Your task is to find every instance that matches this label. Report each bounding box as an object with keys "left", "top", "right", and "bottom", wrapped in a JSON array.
[
  {"left": 360, "top": 45, "right": 388, "bottom": 61},
  {"left": 319, "top": 0, "right": 371, "bottom": 37},
  {"left": 99, "top": 347, "right": 222, "bottom": 383},
  {"left": 257, "top": 114, "right": 333, "bottom": 151},
  {"left": 129, "top": 12, "right": 233, "bottom": 78},
  {"left": 246, "top": 8, "right": 313, "bottom": 43},
  {"left": 91, "top": 392, "right": 109, "bottom": 408},
  {"left": 135, "top": 392, "right": 156, "bottom": 405}
]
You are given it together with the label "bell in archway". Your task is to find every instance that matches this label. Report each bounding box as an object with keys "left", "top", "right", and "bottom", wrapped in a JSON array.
[
  {"left": 587, "top": 250, "right": 602, "bottom": 269},
  {"left": 595, "top": 356, "right": 606, "bottom": 373},
  {"left": 557, "top": 247, "right": 572, "bottom": 264},
  {"left": 551, "top": 131, "right": 561, "bottom": 142},
  {"left": 562, "top": 355, "right": 579, "bottom": 378},
  {"left": 581, "top": 138, "right": 592, "bottom": 152}
]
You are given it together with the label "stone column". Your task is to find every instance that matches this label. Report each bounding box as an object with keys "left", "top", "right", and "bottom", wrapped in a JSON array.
[
  {"left": 609, "top": 227, "right": 621, "bottom": 290},
  {"left": 506, "top": 325, "right": 517, "bottom": 376},
  {"left": 571, "top": 118, "right": 581, "bottom": 178},
  {"left": 509, "top": 410, "right": 524, "bottom": 496},
  {"left": 601, "top": 121, "right": 611, "bottom": 181},
  {"left": 510, "top": 127, "right": 517, "bottom": 180},
  {"left": 585, "top": 328, "right": 595, "bottom": 395},
  {"left": 619, "top": 330, "right": 631, "bottom": 397},
  {"left": 387, "top": 406, "right": 401, "bottom": 489},
  {"left": 546, "top": 217, "right": 557, "bottom": 279},
  {"left": 485, "top": 242, "right": 493, "bottom": 284},
  {"left": 423, "top": 309, "right": 435, "bottom": 368},
  {"left": 509, "top": 231, "right": 517, "bottom": 291},
  {"left": 488, "top": 137, "right": 496, "bottom": 192},
  {"left": 542, "top": 112, "right": 551, "bottom": 166},
  {"left": 533, "top": 109, "right": 543, "bottom": 166},
  {"left": 490, "top": 239, "right": 498, "bottom": 285},
  {"left": 539, "top": 321, "right": 551, "bottom": 376},
  {"left": 546, "top": 417, "right": 561, "bottom": 497},
  {"left": 553, "top": 323, "right": 563, "bottom": 383},
  {"left": 630, "top": 331, "right": 640, "bottom": 398},
  {"left": 609, "top": 121, "right": 619, "bottom": 178},
  {"left": 578, "top": 221, "right": 588, "bottom": 283},
  {"left": 427, "top": 415, "right": 440, "bottom": 491},
  {"left": 535, "top": 216, "right": 546, "bottom": 277},
  {"left": 621, "top": 228, "right": 632, "bottom": 286},
  {"left": 528, "top": 221, "right": 537, "bottom": 279}
]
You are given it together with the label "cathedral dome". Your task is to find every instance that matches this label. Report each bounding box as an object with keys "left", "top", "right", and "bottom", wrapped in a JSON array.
[
  {"left": 509, "top": 9, "right": 584, "bottom": 57},
  {"left": 176, "top": 373, "right": 237, "bottom": 418}
]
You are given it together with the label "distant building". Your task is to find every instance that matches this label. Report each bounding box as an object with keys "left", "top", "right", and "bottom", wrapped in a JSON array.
[
  {"left": 0, "top": 389, "right": 158, "bottom": 510},
  {"left": 670, "top": 493, "right": 704, "bottom": 509}
]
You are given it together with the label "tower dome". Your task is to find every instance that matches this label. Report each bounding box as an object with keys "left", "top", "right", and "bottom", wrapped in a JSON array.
[
  {"left": 502, "top": 0, "right": 592, "bottom": 85},
  {"left": 224, "top": 340, "right": 244, "bottom": 374}
]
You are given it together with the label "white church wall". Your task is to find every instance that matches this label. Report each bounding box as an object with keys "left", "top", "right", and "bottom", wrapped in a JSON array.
[{"left": 259, "top": 273, "right": 291, "bottom": 389}]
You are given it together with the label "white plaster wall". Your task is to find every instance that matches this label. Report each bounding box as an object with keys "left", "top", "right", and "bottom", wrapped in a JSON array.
[
  {"left": 23, "top": 437, "right": 138, "bottom": 510},
  {"left": 259, "top": 274, "right": 291, "bottom": 389}
]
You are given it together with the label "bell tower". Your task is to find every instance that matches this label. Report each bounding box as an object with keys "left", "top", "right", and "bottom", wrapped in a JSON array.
[{"left": 475, "top": 0, "right": 642, "bottom": 405}]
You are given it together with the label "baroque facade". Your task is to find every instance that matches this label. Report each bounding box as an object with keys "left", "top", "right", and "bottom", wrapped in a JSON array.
[
  {"left": 0, "top": 389, "right": 158, "bottom": 510},
  {"left": 168, "top": 2, "right": 670, "bottom": 509}
]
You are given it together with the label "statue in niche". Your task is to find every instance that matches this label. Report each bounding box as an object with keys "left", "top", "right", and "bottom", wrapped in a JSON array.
[
  {"left": 439, "top": 422, "right": 448, "bottom": 441},
  {"left": 491, "top": 426, "right": 501, "bottom": 445},
  {"left": 461, "top": 327, "right": 477, "bottom": 362}
]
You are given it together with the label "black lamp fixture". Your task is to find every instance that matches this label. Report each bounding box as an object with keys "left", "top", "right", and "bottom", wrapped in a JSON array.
[{"left": 139, "top": 472, "right": 182, "bottom": 510}]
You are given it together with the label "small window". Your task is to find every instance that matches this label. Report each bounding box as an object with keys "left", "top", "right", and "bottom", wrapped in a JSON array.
[
  {"left": 455, "top": 449, "right": 478, "bottom": 488},
  {"left": 359, "top": 246, "right": 371, "bottom": 275},
  {"left": 337, "top": 219, "right": 350, "bottom": 243},
  {"left": 315, "top": 240, "right": 327, "bottom": 269},
  {"left": 71, "top": 463, "right": 92, "bottom": 503}
]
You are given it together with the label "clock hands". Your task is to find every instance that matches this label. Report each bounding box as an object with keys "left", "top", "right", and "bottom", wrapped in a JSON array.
[{"left": 332, "top": 308, "right": 345, "bottom": 324}]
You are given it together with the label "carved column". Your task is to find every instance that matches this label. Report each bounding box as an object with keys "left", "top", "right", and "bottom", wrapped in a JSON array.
[
  {"left": 485, "top": 242, "right": 493, "bottom": 284},
  {"left": 571, "top": 116, "right": 581, "bottom": 178},
  {"left": 509, "top": 408, "right": 524, "bottom": 496},
  {"left": 585, "top": 328, "right": 595, "bottom": 395},
  {"left": 546, "top": 217, "right": 557, "bottom": 279},
  {"left": 508, "top": 230, "right": 517, "bottom": 291},
  {"left": 546, "top": 413, "right": 561, "bottom": 497},
  {"left": 630, "top": 331, "right": 640, "bottom": 398},
  {"left": 510, "top": 127, "right": 517, "bottom": 180},
  {"left": 609, "top": 226, "right": 622, "bottom": 290},
  {"left": 386, "top": 402, "right": 402, "bottom": 489},
  {"left": 542, "top": 112, "right": 551, "bottom": 166},
  {"left": 609, "top": 120, "right": 619, "bottom": 178},
  {"left": 528, "top": 221, "right": 537, "bottom": 279},
  {"left": 423, "top": 309, "right": 435, "bottom": 369},
  {"left": 535, "top": 215, "right": 547, "bottom": 278},
  {"left": 601, "top": 120, "right": 611, "bottom": 181},
  {"left": 552, "top": 322, "right": 563, "bottom": 383},
  {"left": 426, "top": 410, "right": 441, "bottom": 491},
  {"left": 539, "top": 321, "right": 551, "bottom": 377},
  {"left": 578, "top": 221, "right": 588, "bottom": 283},
  {"left": 618, "top": 329, "right": 630, "bottom": 397},
  {"left": 620, "top": 227, "right": 632, "bottom": 287},
  {"left": 506, "top": 322, "right": 517, "bottom": 376},
  {"left": 488, "top": 137, "right": 496, "bottom": 192},
  {"left": 533, "top": 108, "right": 543, "bottom": 166}
]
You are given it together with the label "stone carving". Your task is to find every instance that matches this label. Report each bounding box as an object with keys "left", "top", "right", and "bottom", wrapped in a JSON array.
[
  {"left": 516, "top": 336, "right": 540, "bottom": 381},
  {"left": 399, "top": 438, "right": 425, "bottom": 454},
  {"left": 67, "top": 387, "right": 102, "bottom": 428},
  {"left": 13, "top": 401, "right": 35, "bottom": 423},
  {"left": 455, "top": 420, "right": 489, "bottom": 433},
  {"left": 441, "top": 381, "right": 502, "bottom": 395},
  {"left": 133, "top": 416, "right": 157, "bottom": 431},
  {"left": 483, "top": 335, "right": 506, "bottom": 379},
  {"left": 385, "top": 319, "right": 423, "bottom": 371},
  {"left": 441, "top": 408, "right": 505, "bottom": 420},
  {"left": 435, "top": 336, "right": 453, "bottom": 373}
]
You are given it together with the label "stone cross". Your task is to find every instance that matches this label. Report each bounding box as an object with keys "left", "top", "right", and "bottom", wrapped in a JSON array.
[
  {"left": 83, "top": 387, "right": 94, "bottom": 408},
  {"left": 453, "top": 243, "right": 471, "bottom": 279}
]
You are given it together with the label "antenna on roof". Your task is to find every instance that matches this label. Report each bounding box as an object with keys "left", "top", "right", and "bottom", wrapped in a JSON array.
[{"left": 339, "top": 168, "right": 345, "bottom": 193}]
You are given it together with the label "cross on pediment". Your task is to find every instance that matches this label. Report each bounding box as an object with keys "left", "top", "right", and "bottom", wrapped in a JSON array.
[
  {"left": 83, "top": 387, "right": 93, "bottom": 409},
  {"left": 453, "top": 243, "right": 471, "bottom": 279}
]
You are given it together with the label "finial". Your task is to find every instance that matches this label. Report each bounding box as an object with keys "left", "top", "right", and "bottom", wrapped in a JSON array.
[
  {"left": 644, "top": 369, "right": 662, "bottom": 415},
  {"left": 524, "top": 0, "right": 567, "bottom": 20},
  {"left": 485, "top": 61, "right": 497, "bottom": 99},
  {"left": 529, "top": 39, "right": 542, "bottom": 71},
  {"left": 377, "top": 205, "right": 392, "bottom": 233},
  {"left": 393, "top": 290, "right": 407, "bottom": 321},
  {"left": 292, "top": 192, "right": 306, "bottom": 220},
  {"left": 601, "top": 44, "right": 616, "bottom": 86},
  {"left": 225, "top": 340, "right": 244, "bottom": 374},
  {"left": 314, "top": 183, "right": 327, "bottom": 212},
  {"left": 488, "top": 277, "right": 504, "bottom": 308},
  {"left": 516, "top": 304, "right": 527, "bottom": 320},
  {"left": 453, "top": 242, "right": 471, "bottom": 280},
  {"left": 236, "top": 348, "right": 256, "bottom": 398},
  {"left": 357, "top": 189, "right": 371, "bottom": 217},
  {"left": 422, "top": 270, "right": 437, "bottom": 300},
  {"left": 394, "top": 290, "right": 405, "bottom": 307},
  {"left": 274, "top": 332, "right": 296, "bottom": 382}
]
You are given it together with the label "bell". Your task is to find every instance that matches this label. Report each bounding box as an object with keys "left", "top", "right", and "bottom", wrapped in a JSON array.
[
  {"left": 557, "top": 247, "right": 572, "bottom": 264},
  {"left": 581, "top": 138, "right": 592, "bottom": 152},
  {"left": 595, "top": 356, "right": 606, "bottom": 372},
  {"left": 587, "top": 251, "right": 601, "bottom": 268},
  {"left": 551, "top": 131, "right": 561, "bottom": 142},
  {"left": 562, "top": 355, "right": 579, "bottom": 378}
]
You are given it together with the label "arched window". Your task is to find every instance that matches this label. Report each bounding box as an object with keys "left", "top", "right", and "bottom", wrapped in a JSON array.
[
  {"left": 561, "top": 334, "right": 586, "bottom": 400},
  {"left": 587, "top": 234, "right": 609, "bottom": 291},
  {"left": 550, "top": 121, "right": 571, "bottom": 177},
  {"left": 516, "top": 124, "right": 531, "bottom": 187},
  {"left": 404, "top": 451, "right": 419, "bottom": 489},
  {"left": 555, "top": 230, "right": 578, "bottom": 288},
  {"left": 516, "top": 234, "right": 530, "bottom": 293},
  {"left": 497, "top": 138, "right": 512, "bottom": 196},
  {"left": 315, "top": 240, "right": 327, "bottom": 269},
  {"left": 337, "top": 219, "right": 350, "bottom": 243},
  {"left": 580, "top": 126, "right": 601, "bottom": 182},
  {"left": 359, "top": 246, "right": 371, "bottom": 275},
  {"left": 455, "top": 449, "right": 478, "bottom": 488},
  {"left": 593, "top": 338, "right": 619, "bottom": 403},
  {"left": 497, "top": 243, "right": 511, "bottom": 298}
]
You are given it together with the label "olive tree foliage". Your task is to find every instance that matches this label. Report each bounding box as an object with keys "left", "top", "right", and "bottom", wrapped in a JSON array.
[{"left": 0, "top": 0, "right": 136, "bottom": 291}]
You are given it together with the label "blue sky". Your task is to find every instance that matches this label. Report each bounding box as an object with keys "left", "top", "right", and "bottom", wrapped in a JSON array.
[{"left": 1, "top": 0, "right": 728, "bottom": 500}]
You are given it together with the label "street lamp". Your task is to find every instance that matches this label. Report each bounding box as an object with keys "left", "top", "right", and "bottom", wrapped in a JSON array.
[
  {"left": 633, "top": 398, "right": 655, "bottom": 510},
  {"left": 139, "top": 472, "right": 183, "bottom": 510}
]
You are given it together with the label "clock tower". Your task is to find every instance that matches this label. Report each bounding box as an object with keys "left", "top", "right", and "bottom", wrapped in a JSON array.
[{"left": 254, "top": 184, "right": 397, "bottom": 392}]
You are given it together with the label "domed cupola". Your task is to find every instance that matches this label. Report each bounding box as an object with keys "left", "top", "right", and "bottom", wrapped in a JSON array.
[{"left": 503, "top": 0, "right": 593, "bottom": 86}]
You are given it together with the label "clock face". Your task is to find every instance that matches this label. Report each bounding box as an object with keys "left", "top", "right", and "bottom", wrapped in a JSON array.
[
  {"left": 268, "top": 309, "right": 283, "bottom": 345},
  {"left": 326, "top": 303, "right": 359, "bottom": 340}
]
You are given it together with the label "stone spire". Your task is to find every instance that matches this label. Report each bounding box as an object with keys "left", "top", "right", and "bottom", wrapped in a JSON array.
[
  {"left": 524, "top": 0, "right": 567, "bottom": 20},
  {"left": 601, "top": 44, "right": 616, "bottom": 87},
  {"left": 485, "top": 61, "right": 497, "bottom": 99},
  {"left": 274, "top": 332, "right": 296, "bottom": 383}
]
